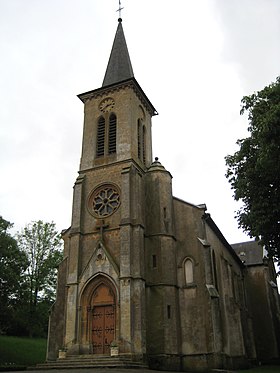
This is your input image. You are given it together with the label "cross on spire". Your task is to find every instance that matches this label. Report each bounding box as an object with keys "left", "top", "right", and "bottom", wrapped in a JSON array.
[{"left": 117, "top": 0, "right": 124, "bottom": 19}]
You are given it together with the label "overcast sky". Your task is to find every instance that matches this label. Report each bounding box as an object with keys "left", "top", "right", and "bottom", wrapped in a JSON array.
[{"left": 0, "top": 0, "right": 279, "bottom": 248}]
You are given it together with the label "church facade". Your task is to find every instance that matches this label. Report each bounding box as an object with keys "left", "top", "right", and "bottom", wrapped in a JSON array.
[{"left": 47, "top": 19, "right": 280, "bottom": 371}]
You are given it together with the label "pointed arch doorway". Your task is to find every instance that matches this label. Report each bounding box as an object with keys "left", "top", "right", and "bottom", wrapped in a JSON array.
[
  {"left": 80, "top": 276, "right": 117, "bottom": 355},
  {"left": 91, "top": 282, "right": 115, "bottom": 354}
]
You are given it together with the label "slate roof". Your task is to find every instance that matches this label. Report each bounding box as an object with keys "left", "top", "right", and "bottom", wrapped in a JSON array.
[
  {"left": 102, "top": 18, "right": 134, "bottom": 87},
  {"left": 232, "top": 241, "right": 264, "bottom": 265}
]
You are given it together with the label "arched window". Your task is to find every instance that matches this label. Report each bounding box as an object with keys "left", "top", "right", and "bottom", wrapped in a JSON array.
[
  {"left": 108, "top": 114, "right": 117, "bottom": 154},
  {"left": 96, "top": 116, "right": 105, "bottom": 157},
  {"left": 184, "top": 258, "right": 194, "bottom": 285}
]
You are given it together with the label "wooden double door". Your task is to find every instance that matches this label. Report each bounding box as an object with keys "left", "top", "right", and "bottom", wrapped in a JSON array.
[{"left": 91, "top": 283, "right": 115, "bottom": 354}]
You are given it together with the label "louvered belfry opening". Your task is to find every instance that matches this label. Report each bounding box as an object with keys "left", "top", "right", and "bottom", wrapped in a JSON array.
[
  {"left": 108, "top": 114, "right": 117, "bottom": 154},
  {"left": 96, "top": 114, "right": 117, "bottom": 158},
  {"left": 142, "top": 125, "right": 146, "bottom": 165},
  {"left": 137, "top": 119, "right": 141, "bottom": 159},
  {"left": 137, "top": 118, "right": 146, "bottom": 165},
  {"left": 96, "top": 116, "right": 105, "bottom": 157}
]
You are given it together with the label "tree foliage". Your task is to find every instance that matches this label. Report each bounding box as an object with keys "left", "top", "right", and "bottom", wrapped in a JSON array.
[
  {"left": 225, "top": 76, "right": 280, "bottom": 262},
  {"left": 0, "top": 217, "right": 27, "bottom": 334},
  {"left": 0, "top": 218, "right": 63, "bottom": 336},
  {"left": 17, "top": 220, "right": 63, "bottom": 336}
]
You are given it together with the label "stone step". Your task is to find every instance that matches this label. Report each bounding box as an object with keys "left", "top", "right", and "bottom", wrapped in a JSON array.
[
  {"left": 32, "top": 355, "right": 148, "bottom": 370},
  {"left": 37, "top": 360, "right": 143, "bottom": 364},
  {"left": 65, "top": 354, "right": 140, "bottom": 361},
  {"left": 33, "top": 363, "right": 148, "bottom": 370}
]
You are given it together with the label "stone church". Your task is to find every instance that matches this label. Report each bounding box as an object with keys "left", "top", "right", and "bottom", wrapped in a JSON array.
[{"left": 47, "top": 18, "right": 280, "bottom": 371}]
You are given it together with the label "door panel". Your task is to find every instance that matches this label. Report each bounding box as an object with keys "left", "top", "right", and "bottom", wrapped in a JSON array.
[{"left": 92, "top": 305, "right": 115, "bottom": 354}]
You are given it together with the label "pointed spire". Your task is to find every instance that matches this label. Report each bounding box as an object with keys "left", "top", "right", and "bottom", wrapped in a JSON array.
[{"left": 102, "top": 18, "right": 134, "bottom": 87}]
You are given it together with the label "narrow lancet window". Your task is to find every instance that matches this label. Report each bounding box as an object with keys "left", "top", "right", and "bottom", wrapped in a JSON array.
[
  {"left": 212, "top": 250, "right": 218, "bottom": 290},
  {"left": 137, "top": 119, "right": 141, "bottom": 159},
  {"left": 142, "top": 125, "right": 146, "bottom": 165},
  {"left": 184, "top": 258, "right": 194, "bottom": 285},
  {"left": 167, "top": 305, "right": 171, "bottom": 319},
  {"left": 96, "top": 116, "right": 105, "bottom": 157},
  {"left": 108, "top": 114, "right": 117, "bottom": 154},
  {"left": 137, "top": 119, "right": 146, "bottom": 165},
  {"left": 152, "top": 255, "right": 157, "bottom": 268}
]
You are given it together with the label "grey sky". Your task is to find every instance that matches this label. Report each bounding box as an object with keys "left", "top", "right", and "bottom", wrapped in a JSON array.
[{"left": 0, "top": 0, "right": 279, "bottom": 250}]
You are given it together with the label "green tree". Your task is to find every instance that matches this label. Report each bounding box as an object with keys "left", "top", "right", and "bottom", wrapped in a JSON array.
[
  {"left": 0, "top": 216, "right": 27, "bottom": 334},
  {"left": 17, "top": 221, "right": 63, "bottom": 336},
  {"left": 225, "top": 76, "right": 280, "bottom": 263}
]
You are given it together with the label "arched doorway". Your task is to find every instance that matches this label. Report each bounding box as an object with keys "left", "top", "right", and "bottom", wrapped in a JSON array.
[
  {"left": 90, "top": 282, "right": 115, "bottom": 354},
  {"left": 80, "top": 276, "right": 117, "bottom": 355}
]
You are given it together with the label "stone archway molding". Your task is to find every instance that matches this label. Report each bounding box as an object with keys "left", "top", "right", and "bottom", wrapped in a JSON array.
[{"left": 78, "top": 273, "right": 119, "bottom": 355}]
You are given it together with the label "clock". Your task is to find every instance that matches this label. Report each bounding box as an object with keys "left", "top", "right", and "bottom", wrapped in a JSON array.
[{"left": 99, "top": 97, "right": 115, "bottom": 112}]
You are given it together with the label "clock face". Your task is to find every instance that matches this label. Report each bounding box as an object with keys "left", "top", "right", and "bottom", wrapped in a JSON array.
[{"left": 99, "top": 98, "right": 115, "bottom": 112}]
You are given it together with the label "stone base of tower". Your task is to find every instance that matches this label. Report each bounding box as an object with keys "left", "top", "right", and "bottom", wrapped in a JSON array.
[
  {"left": 180, "top": 353, "right": 250, "bottom": 372},
  {"left": 148, "top": 354, "right": 181, "bottom": 371},
  {"left": 147, "top": 352, "right": 250, "bottom": 372}
]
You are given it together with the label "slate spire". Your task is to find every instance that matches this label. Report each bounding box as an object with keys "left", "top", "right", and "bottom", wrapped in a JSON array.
[{"left": 102, "top": 18, "right": 134, "bottom": 87}]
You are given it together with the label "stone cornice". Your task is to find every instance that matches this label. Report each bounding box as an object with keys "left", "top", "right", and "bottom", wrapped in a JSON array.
[
  {"left": 78, "top": 157, "right": 147, "bottom": 175},
  {"left": 77, "top": 77, "right": 158, "bottom": 117}
]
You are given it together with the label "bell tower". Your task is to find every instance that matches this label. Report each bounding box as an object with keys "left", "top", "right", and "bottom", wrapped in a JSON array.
[
  {"left": 78, "top": 18, "right": 157, "bottom": 172},
  {"left": 47, "top": 17, "right": 158, "bottom": 361}
]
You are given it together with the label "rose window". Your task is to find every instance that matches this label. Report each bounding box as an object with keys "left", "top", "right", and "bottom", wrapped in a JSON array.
[{"left": 90, "top": 185, "right": 120, "bottom": 217}]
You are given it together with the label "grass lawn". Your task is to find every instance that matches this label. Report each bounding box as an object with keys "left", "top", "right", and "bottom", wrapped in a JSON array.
[{"left": 0, "top": 335, "right": 47, "bottom": 370}]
